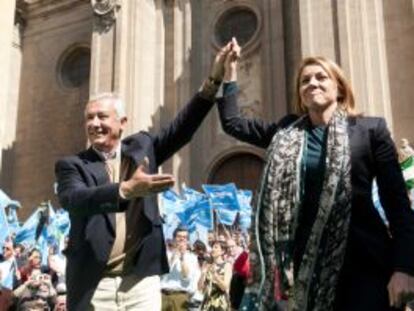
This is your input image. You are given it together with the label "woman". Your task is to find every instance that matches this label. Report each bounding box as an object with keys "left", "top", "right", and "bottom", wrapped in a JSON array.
[
  {"left": 217, "top": 38, "right": 414, "bottom": 311},
  {"left": 18, "top": 248, "right": 43, "bottom": 283},
  {"left": 198, "top": 240, "right": 232, "bottom": 311}
]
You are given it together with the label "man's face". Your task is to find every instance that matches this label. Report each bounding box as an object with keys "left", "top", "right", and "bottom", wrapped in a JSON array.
[
  {"left": 2, "top": 242, "right": 14, "bottom": 260},
  {"left": 226, "top": 239, "right": 237, "bottom": 257},
  {"left": 174, "top": 231, "right": 188, "bottom": 251},
  {"left": 84, "top": 99, "right": 127, "bottom": 153}
]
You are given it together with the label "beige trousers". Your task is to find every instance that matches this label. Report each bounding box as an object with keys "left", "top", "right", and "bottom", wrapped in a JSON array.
[{"left": 87, "top": 275, "right": 161, "bottom": 311}]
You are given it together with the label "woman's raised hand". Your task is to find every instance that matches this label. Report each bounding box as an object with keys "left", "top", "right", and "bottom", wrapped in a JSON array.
[
  {"left": 224, "top": 37, "right": 241, "bottom": 82},
  {"left": 210, "top": 41, "right": 232, "bottom": 83}
]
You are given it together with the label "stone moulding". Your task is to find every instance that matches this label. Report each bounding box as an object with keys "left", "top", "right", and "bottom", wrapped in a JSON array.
[{"left": 91, "top": 0, "right": 120, "bottom": 33}]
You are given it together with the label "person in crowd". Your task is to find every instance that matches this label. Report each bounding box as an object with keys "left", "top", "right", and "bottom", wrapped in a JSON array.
[
  {"left": 0, "top": 240, "right": 18, "bottom": 290},
  {"left": 199, "top": 240, "right": 232, "bottom": 311},
  {"left": 19, "top": 249, "right": 43, "bottom": 284},
  {"left": 48, "top": 244, "right": 67, "bottom": 294},
  {"left": 54, "top": 41, "right": 232, "bottom": 310},
  {"left": 224, "top": 238, "right": 241, "bottom": 265},
  {"left": 161, "top": 226, "right": 200, "bottom": 311},
  {"left": 13, "top": 268, "right": 57, "bottom": 311},
  {"left": 0, "top": 269, "right": 14, "bottom": 311},
  {"left": 193, "top": 240, "right": 209, "bottom": 268},
  {"left": 207, "top": 231, "right": 215, "bottom": 249},
  {"left": 229, "top": 242, "right": 250, "bottom": 310},
  {"left": 14, "top": 244, "right": 26, "bottom": 269},
  {"left": 53, "top": 294, "right": 67, "bottom": 311},
  {"left": 217, "top": 38, "right": 414, "bottom": 310}
]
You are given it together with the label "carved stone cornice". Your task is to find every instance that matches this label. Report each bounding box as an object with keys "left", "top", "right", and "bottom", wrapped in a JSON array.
[
  {"left": 91, "top": 0, "right": 120, "bottom": 33},
  {"left": 15, "top": 0, "right": 27, "bottom": 30}
]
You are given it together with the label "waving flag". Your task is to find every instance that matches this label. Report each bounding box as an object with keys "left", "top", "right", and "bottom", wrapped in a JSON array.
[
  {"left": 15, "top": 208, "right": 41, "bottom": 245},
  {"left": 0, "top": 207, "right": 10, "bottom": 252},
  {"left": 401, "top": 156, "right": 414, "bottom": 190},
  {"left": 0, "top": 190, "right": 20, "bottom": 237},
  {"left": 0, "top": 261, "right": 16, "bottom": 290},
  {"left": 237, "top": 190, "right": 253, "bottom": 230},
  {"left": 203, "top": 183, "right": 240, "bottom": 211}
]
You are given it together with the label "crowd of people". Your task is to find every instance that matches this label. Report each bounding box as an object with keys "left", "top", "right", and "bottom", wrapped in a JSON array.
[
  {"left": 0, "top": 225, "right": 252, "bottom": 311},
  {"left": 0, "top": 238, "right": 67, "bottom": 311}
]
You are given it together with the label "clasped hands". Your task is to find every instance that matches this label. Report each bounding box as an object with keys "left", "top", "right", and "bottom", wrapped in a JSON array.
[{"left": 209, "top": 37, "right": 242, "bottom": 84}]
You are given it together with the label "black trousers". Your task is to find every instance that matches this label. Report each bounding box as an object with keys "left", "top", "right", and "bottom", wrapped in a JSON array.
[{"left": 334, "top": 264, "right": 404, "bottom": 311}]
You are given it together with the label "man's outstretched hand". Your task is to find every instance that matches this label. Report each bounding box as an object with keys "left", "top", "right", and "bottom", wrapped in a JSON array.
[{"left": 120, "top": 157, "right": 175, "bottom": 199}]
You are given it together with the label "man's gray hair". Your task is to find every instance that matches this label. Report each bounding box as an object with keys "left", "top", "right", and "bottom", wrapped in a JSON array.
[{"left": 87, "top": 93, "right": 126, "bottom": 119}]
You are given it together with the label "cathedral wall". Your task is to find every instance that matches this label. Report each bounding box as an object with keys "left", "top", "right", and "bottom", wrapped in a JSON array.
[
  {"left": 11, "top": 1, "right": 92, "bottom": 216},
  {"left": 382, "top": 0, "right": 414, "bottom": 144}
]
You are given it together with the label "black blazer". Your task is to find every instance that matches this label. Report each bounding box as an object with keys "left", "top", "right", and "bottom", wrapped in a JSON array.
[
  {"left": 217, "top": 93, "right": 414, "bottom": 278},
  {"left": 55, "top": 93, "right": 214, "bottom": 311}
]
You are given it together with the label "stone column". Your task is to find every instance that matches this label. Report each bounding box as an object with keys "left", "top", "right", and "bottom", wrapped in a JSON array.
[
  {"left": 0, "top": 0, "right": 18, "bottom": 174},
  {"left": 336, "top": 0, "right": 392, "bottom": 125},
  {"left": 298, "top": 0, "right": 337, "bottom": 59},
  {"left": 89, "top": 0, "right": 167, "bottom": 134},
  {"left": 294, "top": 0, "right": 392, "bottom": 127},
  {"left": 89, "top": 0, "right": 121, "bottom": 96},
  {"left": 162, "top": 0, "right": 192, "bottom": 184}
]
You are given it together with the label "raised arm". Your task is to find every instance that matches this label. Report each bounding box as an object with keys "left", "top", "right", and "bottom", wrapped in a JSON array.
[
  {"left": 154, "top": 43, "right": 232, "bottom": 165},
  {"left": 217, "top": 38, "right": 295, "bottom": 148}
]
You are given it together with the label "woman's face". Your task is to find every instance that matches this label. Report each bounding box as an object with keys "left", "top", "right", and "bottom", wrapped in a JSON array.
[
  {"left": 29, "top": 251, "right": 41, "bottom": 268},
  {"left": 299, "top": 64, "right": 339, "bottom": 113},
  {"left": 211, "top": 243, "right": 224, "bottom": 259}
]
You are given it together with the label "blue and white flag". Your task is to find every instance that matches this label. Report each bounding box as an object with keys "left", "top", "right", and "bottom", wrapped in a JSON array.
[
  {"left": 0, "top": 190, "right": 21, "bottom": 210},
  {"left": 0, "top": 261, "right": 16, "bottom": 290},
  {"left": 15, "top": 208, "right": 41, "bottom": 245},
  {"left": 237, "top": 190, "right": 253, "bottom": 230},
  {"left": 0, "top": 208, "right": 10, "bottom": 255},
  {"left": 194, "top": 199, "right": 213, "bottom": 229},
  {"left": 182, "top": 185, "right": 206, "bottom": 202},
  {"left": 202, "top": 183, "right": 240, "bottom": 211},
  {"left": 0, "top": 190, "right": 20, "bottom": 238}
]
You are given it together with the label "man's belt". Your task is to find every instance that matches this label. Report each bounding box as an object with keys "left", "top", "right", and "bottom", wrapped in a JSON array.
[{"left": 161, "top": 289, "right": 189, "bottom": 295}]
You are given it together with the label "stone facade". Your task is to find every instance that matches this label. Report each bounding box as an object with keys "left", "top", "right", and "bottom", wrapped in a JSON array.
[{"left": 0, "top": 0, "right": 413, "bottom": 218}]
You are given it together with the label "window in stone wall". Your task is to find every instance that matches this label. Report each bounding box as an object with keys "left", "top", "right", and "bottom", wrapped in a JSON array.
[
  {"left": 59, "top": 47, "right": 91, "bottom": 89},
  {"left": 214, "top": 7, "right": 258, "bottom": 47}
]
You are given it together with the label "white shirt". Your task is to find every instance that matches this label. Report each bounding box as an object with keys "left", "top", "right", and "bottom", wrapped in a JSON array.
[{"left": 160, "top": 250, "right": 200, "bottom": 294}]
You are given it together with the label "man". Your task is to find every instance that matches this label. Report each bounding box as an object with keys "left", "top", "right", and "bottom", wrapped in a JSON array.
[
  {"left": 0, "top": 240, "right": 17, "bottom": 290},
  {"left": 55, "top": 45, "right": 231, "bottom": 311},
  {"left": 0, "top": 269, "right": 13, "bottom": 311},
  {"left": 161, "top": 226, "right": 200, "bottom": 310}
]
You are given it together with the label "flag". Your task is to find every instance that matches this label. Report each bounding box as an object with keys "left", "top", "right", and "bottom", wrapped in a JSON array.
[
  {"left": 237, "top": 190, "right": 253, "bottom": 230},
  {"left": 0, "top": 261, "right": 15, "bottom": 289},
  {"left": 202, "top": 183, "right": 240, "bottom": 211},
  {"left": 0, "top": 189, "right": 20, "bottom": 237},
  {"left": 15, "top": 208, "right": 41, "bottom": 245},
  {"left": 161, "top": 189, "right": 186, "bottom": 219},
  {"left": 194, "top": 199, "right": 213, "bottom": 229},
  {"left": 0, "top": 190, "right": 21, "bottom": 210},
  {"left": 401, "top": 156, "right": 414, "bottom": 190},
  {"left": 203, "top": 184, "right": 240, "bottom": 226},
  {"left": 182, "top": 185, "right": 206, "bottom": 202},
  {"left": 0, "top": 207, "right": 10, "bottom": 253}
]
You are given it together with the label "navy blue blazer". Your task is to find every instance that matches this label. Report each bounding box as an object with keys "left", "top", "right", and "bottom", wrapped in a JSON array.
[
  {"left": 55, "top": 93, "right": 214, "bottom": 311},
  {"left": 217, "top": 92, "right": 414, "bottom": 278}
]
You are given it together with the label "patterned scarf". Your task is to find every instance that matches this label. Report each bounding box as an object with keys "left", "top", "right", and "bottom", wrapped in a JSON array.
[{"left": 249, "top": 110, "right": 352, "bottom": 310}]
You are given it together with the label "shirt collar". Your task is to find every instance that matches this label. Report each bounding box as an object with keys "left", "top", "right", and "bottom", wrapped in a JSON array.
[{"left": 93, "top": 143, "right": 121, "bottom": 161}]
